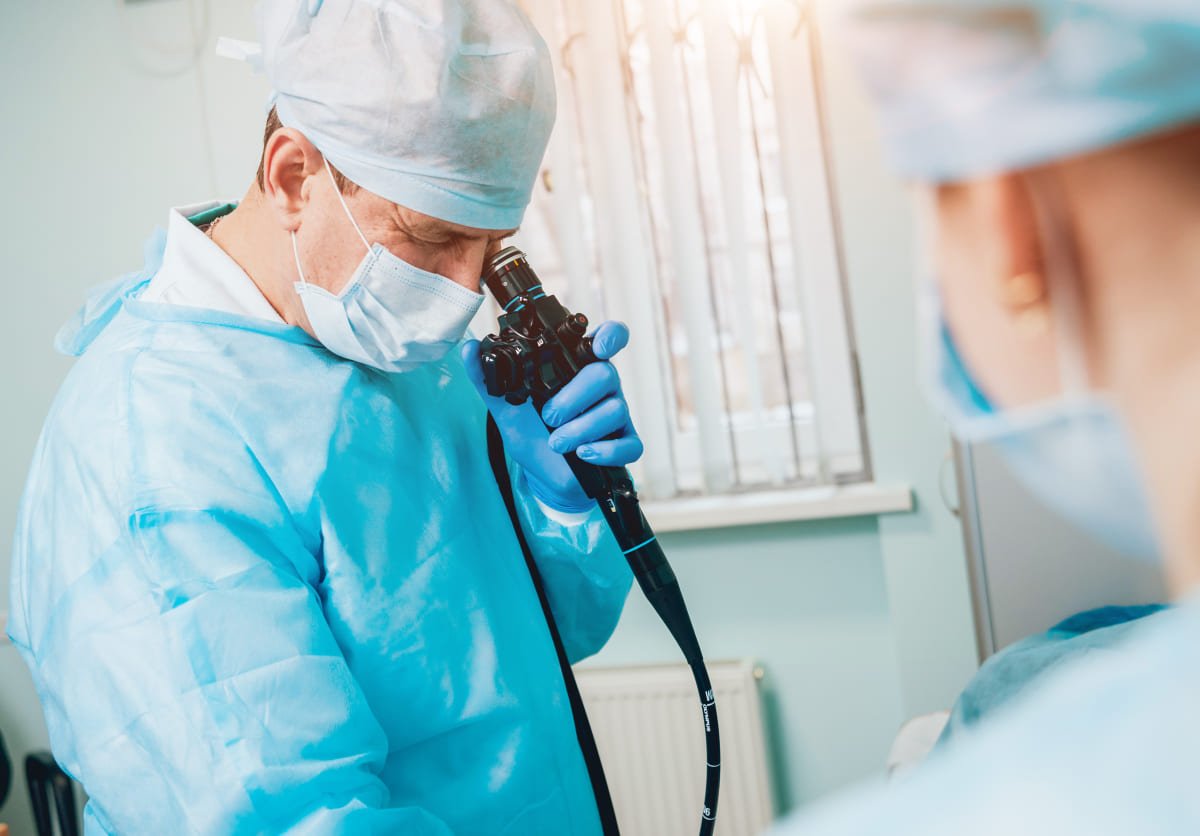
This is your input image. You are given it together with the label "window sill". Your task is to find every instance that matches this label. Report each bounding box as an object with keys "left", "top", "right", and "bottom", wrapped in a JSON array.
[{"left": 641, "top": 482, "right": 913, "bottom": 533}]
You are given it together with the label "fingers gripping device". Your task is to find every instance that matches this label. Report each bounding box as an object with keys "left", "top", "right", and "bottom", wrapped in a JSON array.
[{"left": 480, "top": 246, "right": 720, "bottom": 836}]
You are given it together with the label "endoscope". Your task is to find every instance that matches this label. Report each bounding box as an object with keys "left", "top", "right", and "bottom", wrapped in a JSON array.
[{"left": 480, "top": 246, "right": 720, "bottom": 836}]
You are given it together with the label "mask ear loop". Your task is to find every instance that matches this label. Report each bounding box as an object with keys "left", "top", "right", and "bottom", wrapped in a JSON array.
[
  {"left": 1024, "top": 171, "right": 1091, "bottom": 396},
  {"left": 912, "top": 186, "right": 954, "bottom": 385},
  {"left": 292, "top": 159, "right": 370, "bottom": 290},
  {"left": 913, "top": 186, "right": 941, "bottom": 319},
  {"left": 324, "top": 157, "right": 371, "bottom": 253},
  {"left": 291, "top": 230, "right": 311, "bottom": 287}
]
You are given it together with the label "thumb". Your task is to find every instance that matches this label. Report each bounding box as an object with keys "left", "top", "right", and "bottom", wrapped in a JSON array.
[
  {"left": 590, "top": 321, "right": 630, "bottom": 360},
  {"left": 460, "top": 340, "right": 485, "bottom": 388}
]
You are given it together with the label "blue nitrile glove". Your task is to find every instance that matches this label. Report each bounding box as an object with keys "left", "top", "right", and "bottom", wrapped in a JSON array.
[{"left": 462, "top": 320, "right": 645, "bottom": 513}]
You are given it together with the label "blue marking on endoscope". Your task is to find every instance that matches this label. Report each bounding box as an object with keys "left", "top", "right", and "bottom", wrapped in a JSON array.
[{"left": 622, "top": 535, "right": 658, "bottom": 555}]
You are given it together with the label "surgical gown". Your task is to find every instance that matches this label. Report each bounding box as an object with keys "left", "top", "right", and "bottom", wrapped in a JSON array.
[
  {"left": 7, "top": 227, "right": 632, "bottom": 835},
  {"left": 768, "top": 597, "right": 1200, "bottom": 834}
]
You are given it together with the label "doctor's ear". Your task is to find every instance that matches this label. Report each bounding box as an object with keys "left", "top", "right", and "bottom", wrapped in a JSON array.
[
  {"left": 260, "top": 127, "right": 325, "bottom": 230},
  {"left": 938, "top": 173, "right": 1049, "bottom": 338}
]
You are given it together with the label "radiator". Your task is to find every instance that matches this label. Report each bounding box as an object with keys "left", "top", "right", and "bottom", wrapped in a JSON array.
[{"left": 575, "top": 659, "right": 775, "bottom": 836}]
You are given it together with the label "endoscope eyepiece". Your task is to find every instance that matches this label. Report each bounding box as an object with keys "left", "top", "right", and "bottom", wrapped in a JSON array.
[
  {"left": 485, "top": 245, "right": 527, "bottom": 279},
  {"left": 482, "top": 245, "right": 540, "bottom": 308}
]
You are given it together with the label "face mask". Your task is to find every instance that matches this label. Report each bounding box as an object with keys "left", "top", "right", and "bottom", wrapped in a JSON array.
[
  {"left": 920, "top": 177, "right": 1161, "bottom": 561},
  {"left": 292, "top": 159, "right": 484, "bottom": 373}
]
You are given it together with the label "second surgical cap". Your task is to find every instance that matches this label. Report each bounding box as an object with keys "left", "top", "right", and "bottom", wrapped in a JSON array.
[
  {"left": 838, "top": 0, "right": 1200, "bottom": 182},
  {"left": 240, "top": 0, "right": 556, "bottom": 229}
]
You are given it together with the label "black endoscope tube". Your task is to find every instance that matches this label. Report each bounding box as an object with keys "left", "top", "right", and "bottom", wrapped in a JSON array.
[
  {"left": 583, "top": 469, "right": 720, "bottom": 835},
  {"left": 481, "top": 248, "right": 720, "bottom": 836}
]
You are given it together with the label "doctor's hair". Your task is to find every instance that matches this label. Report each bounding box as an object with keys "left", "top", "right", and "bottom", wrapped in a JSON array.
[{"left": 257, "top": 106, "right": 358, "bottom": 195}]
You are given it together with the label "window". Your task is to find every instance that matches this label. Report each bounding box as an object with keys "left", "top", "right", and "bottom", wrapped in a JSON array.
[{"left": 484, "top": 0, "right": 869, "bottom": 502}]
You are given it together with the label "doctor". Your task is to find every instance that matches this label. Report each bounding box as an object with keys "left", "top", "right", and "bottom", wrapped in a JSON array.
[
  {"left": 768, "top": 0, "right": 1200, "bottom": 832},
  {"left": 7, "top": 1, "right": 640, "bottom": 833}
]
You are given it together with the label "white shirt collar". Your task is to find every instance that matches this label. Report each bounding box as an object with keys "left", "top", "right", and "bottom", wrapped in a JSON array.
[{"left": 141, "top": 202, "right": 285, "bottom": 324}]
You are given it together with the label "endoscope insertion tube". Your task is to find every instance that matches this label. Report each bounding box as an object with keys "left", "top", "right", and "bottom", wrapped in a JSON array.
[{"left": 479, "top": 246, "right": 720, "bottom": 836}]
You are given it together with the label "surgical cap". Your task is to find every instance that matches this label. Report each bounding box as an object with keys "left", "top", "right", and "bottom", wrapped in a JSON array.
[
  {"left": 248, "top": 0, "right": 555, "bottom": 229},
  {"left": 839, "top": 0, "right": 1200, "bottom": 182}
]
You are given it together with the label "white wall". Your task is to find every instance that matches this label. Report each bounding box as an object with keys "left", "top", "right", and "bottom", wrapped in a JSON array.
[{"left": 0, "top": 1, "right": 978, "bottom": 833}]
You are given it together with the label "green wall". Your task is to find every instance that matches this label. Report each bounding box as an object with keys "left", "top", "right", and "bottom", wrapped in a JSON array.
[
  {"left": 0, "top": 1, "right": 979, "bottom": 834},
  {"left": 811, "top": 0, "right": 981, "bottom": 720}
]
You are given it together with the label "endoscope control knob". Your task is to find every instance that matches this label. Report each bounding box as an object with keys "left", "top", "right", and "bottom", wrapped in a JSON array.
[
  {"left": 554, "top": 313, "right": 587, "bottom": 342},
  {"left": 577, "top": 335, "right": 598, "bottom": 366},
  {"left": 615, "top": 479, "right": 639, "bottom": 503},
  {"left": 480, "top": 344, "right": 524, "bottom": 402}
]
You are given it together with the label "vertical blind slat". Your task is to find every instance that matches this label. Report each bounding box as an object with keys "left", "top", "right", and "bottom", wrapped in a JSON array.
[
  {"left": 567, "top": 0, "right": 679, "bottom": 498},
  {"left": 697, "top": 0, "right": 787, "bottom": 486},
  {"left": 642, "top": 0, "right": 733, "bottom": 495},
  {"left": 764, "top": 0, "right": 862, "bottom": 478},
  {"left": 525, "top": 0, "right": 593, "bottom": 316}
]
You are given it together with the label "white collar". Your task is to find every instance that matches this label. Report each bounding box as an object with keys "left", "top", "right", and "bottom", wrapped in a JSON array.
[{"left": 141, "top": 202, "right": 285, "bottom": 324}]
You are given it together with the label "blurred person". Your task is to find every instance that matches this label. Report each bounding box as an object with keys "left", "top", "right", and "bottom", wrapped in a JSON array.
[{"left": 769, "top": 1, "right": 1200, "bottom": 832}]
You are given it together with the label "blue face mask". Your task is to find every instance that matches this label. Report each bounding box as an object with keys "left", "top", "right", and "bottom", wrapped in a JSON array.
[
  {"left": 924, "top": 293, "right": 1160, "bottom": 562},
  {"left": 292, "top": 160, "right": 484, "bottom": 374}
]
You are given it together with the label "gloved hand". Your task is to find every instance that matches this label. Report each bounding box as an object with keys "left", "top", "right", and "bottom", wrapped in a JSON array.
[{"left": 462, "top": 320, "right": 644, "bottom": 513}]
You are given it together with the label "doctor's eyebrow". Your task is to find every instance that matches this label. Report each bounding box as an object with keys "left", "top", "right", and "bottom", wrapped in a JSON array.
[
  {"left": 436, "top": 223, "right": 519, "bottom": 241},
  {"left": 394, "top": 210, "right": 519, "bottom": 246}
]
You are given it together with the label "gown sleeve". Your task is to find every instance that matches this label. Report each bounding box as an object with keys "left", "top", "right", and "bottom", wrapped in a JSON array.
[
  {"left": 15, "top": 501, "right": 455, "bottom": 836},
  {"left": 508, "top": 463, "right": 633, "bottom": 664}
]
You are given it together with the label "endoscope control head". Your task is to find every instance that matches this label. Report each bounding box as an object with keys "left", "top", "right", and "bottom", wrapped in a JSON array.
[{"left": 478, "top": 246, "right": 597, "bottom": 406}]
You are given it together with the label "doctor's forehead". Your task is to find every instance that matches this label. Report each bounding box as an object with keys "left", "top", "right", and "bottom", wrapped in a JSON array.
[{"left": 380, "top": 200, "right": 519, "bottom": 244}]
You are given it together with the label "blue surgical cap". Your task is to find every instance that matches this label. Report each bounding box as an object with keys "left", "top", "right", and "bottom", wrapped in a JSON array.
[
  {"left": 839, "top": 0, "right": 1200, "bottom": 182},
  {"left": 244, "top": 0, "right": 556, "bottom": 229}
]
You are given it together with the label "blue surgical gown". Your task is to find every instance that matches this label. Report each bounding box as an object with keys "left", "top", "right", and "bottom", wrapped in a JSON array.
[
  {"left": 938, "top": 605, "right": 1167, "bottom": 747},
  {"left": 7, "top": 227, "right": 632, "bottom": 835},
  {"left": 767, "top": 597, "right": 1200, "bottom": 834}
]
